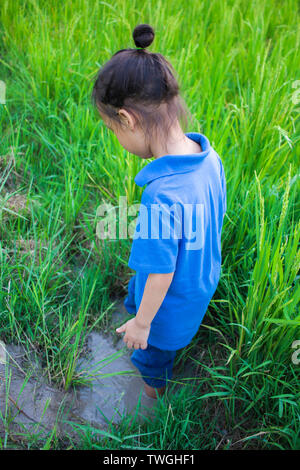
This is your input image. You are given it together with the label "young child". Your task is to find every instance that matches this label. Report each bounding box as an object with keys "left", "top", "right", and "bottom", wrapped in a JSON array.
[{"left": 92, "top": 24, "right": 226, "bottom": 399}]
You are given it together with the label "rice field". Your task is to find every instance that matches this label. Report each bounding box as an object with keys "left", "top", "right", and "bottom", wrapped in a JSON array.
[{"left": 0, "top": 0, "right": 299, "bottom": 450}]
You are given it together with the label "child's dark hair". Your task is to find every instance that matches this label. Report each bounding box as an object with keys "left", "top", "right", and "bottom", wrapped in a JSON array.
[{"left": 92, "top": 24, "right": 193, "bottom": 144}]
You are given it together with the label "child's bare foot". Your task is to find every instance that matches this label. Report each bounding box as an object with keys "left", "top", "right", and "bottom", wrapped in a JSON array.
[{"left": 144, "top": 383, "right": 166, "bottom": 399}]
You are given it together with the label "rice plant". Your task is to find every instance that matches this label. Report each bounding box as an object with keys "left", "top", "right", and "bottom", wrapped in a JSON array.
[{"left": 0, "top": 0, "right": 299, "bottom": 450}]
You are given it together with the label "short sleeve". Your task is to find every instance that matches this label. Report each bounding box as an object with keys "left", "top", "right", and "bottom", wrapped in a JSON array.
[{"left": 128, "top": 202, "right": 181, "bottom": 273}]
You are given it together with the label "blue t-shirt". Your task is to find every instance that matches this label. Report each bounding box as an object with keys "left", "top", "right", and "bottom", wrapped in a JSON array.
[{"left": 124, "top": 132, "right": 227, "bottom": 350}]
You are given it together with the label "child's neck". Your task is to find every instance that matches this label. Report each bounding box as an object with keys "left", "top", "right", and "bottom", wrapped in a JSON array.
[{"left": 152, "top": 125, "right": 202, "bottom": 159}]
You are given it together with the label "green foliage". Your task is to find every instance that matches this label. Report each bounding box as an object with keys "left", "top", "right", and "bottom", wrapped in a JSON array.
[{"left": 0, "top": 0, "right": 299, "bottom": 450}]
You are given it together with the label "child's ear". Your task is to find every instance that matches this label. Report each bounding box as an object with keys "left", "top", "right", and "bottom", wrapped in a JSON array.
[{"left": 118, "top": 109, "right": 135, "bottom": 131}]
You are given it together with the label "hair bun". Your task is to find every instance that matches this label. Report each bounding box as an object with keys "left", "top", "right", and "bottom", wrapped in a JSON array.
[{"left": 132, "top": 24, "right": 155, "bottom": 49}]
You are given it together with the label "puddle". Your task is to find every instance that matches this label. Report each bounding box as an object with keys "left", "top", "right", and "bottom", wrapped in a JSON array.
[
  {"left": 72, "top": 332, "right": 156, "bottom": 426},
  {"left": 0, "top": 301, "right": 165, "bottom": 440}
]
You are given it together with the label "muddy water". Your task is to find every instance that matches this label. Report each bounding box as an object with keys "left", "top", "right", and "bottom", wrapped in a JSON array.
[
  {"left": 72, "top": 330, "right": 158, "bottom": 426},
  {"left": 0, "top": 301, "right": 168, "bottom": 440}
]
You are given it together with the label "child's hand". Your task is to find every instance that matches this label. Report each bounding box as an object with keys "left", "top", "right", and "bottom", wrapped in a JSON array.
[{"left": 116, "top": 318, "right": 150, "bottom": 350}]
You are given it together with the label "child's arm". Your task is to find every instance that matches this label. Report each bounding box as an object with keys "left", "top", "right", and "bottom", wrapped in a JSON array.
[
  {"left": 136, "top": 272, "right": 174, "bottom": 326},
  {"left": 116, "top": 272, "right": 174, "bottom": 349}
]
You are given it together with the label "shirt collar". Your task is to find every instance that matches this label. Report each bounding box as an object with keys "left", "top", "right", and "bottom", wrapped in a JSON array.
[{"left": 134, "top": 132, "right": 211, "bottom": 187}]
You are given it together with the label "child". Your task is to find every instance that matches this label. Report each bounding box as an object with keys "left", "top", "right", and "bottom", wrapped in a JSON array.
[{"left": 92, "top": 24, "right": 226, "bottom": 399}]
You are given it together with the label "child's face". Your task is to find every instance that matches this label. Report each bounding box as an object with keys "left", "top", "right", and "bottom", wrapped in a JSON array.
[{"left": 98, "top": 107, "right": 153, "bottom": 160}]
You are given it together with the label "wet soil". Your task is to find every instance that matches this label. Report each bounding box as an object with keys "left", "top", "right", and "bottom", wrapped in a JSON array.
[{"left": 0, "top": 300, "right": 194, "bottom": 442}]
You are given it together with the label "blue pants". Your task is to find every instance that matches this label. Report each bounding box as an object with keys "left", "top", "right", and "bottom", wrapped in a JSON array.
[{"left": 131, "top": 343, "right": 177, "bottom": 388}]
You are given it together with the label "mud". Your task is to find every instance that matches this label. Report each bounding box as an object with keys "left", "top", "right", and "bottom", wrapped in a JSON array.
[{"left": 0, "top": 300, "right": 194, "bottom": 442}]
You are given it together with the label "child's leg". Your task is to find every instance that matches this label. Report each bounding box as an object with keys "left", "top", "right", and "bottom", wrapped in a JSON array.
[
  {"left": 131, "top": 344, "right": 177, "bottom": 399},
  {"left": 144, "top": 382, "right": 166, "bottom": 399}
]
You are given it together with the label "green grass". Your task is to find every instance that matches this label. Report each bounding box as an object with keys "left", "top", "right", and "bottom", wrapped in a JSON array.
[{"left": 0, "top": 0, "right": 299, "bottom": 450}]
